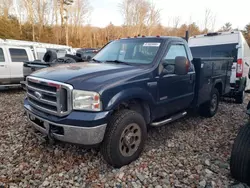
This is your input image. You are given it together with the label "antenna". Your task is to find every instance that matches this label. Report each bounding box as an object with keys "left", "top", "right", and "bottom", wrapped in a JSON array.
[{"left": 185, "top": 30, "right": 189, "bottom": 42}]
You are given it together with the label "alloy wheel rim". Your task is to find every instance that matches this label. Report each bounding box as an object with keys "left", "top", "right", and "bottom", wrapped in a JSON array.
[
  {"left": 210, "top": 94, "right": 218, "bottom": 112},
  {"left": 119, "top": 123, "right": 141, "bottom": 157}
]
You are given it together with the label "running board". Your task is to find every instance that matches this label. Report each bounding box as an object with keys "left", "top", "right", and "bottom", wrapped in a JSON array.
[
  {"left": 151, "top": 111, "right": 187, "bottom": 127},
  {"left": 0, "top": 84, "right": 21, "bottom": 89}
]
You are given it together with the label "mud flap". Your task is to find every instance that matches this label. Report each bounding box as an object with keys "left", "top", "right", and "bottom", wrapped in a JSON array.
[{"left": 238, "top": 77, "right": 246, "bottom": 92}]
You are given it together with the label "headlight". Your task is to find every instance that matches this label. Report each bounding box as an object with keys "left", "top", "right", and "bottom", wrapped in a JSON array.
[{"left": 72, "top": 90, "right": 102, "bottom": 111}]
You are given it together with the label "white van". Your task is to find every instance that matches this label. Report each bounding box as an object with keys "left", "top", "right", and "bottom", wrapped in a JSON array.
[
  {"left": 0, "top": 46, "right": 34, "bottom": 87},
  {"left": 188, "top": 31, "right": 250, "bottom": 103}
]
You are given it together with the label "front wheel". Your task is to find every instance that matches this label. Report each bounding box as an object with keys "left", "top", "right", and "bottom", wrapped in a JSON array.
[
  {"left": 199, "top": 88, "right": 219, "bottom": 117},
  {"left": 100, "top": 109, "right": 147, "bottom": 168}
]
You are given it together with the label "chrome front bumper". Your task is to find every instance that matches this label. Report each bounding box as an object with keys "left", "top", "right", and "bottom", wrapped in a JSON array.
[{"left": 25, "top": 110, "right": 107, "bottom": 145}]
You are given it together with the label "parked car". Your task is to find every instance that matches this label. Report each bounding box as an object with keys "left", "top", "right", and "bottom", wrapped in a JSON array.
[
  {"left": 23, "top": 36, "right": 233, "bottom": 167},
  {"left": 76, "top": 48, "right": 99, "bottom": 62},
  {"left": 0, "top": 45, "right": 35, "bottom": 89},
  {"left": 230, "top": 72, "right": 250, "bottom": 186},
  {"left": 188, "top": 31, "right": 250, "bottom": 104},
  {"left": 22, "top": 42, "right": 114, "bottom": 82},
  {"left": 0, "top": 39, "right": 74, "bottom": 89},
  {"left": 23, "top": 51, "right": 82, "bottom": 80}
]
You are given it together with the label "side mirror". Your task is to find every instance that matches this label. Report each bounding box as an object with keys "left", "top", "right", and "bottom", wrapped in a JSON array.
[
  {"left": 236, "top": 44, "right": 242, "bottom": 49},
  {"left": 175, "top": 56, "right": 188, "bottom": 75}
]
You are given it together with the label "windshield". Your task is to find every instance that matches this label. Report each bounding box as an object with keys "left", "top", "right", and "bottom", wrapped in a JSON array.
[
  {"left": 93, "top": 39, "right": 162, "bottom": 65},
  {"left": 190, "top": 43, "right": 238, "bottom": 62}
]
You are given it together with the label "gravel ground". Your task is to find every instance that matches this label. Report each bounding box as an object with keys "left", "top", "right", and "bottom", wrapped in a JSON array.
[{"left": 0, "top": 89, "right": 249, "bottom": 188}]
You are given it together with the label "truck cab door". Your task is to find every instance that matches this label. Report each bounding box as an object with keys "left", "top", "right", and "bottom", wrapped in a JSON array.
[
  {"left": 8, "top": 47, "right": 31, "bottom": 84},
  {"left": 0, "top": 47, "right": 11, "bottom": 85},
  {"left": 157, "top": 43, "right": 195, "bottom": 116}
]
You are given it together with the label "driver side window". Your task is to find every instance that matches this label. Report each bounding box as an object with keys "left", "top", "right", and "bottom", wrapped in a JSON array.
[
  {"left": 0, "top": 48, "right": 5, "bottom": 62},
  {"left": 163, "top": 44, "right": 187, "bottom": 74}
]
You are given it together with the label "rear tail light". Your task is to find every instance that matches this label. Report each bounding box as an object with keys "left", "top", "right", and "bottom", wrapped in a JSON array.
[
  {"left": 236, "top": 59, "right": 243, "bottom": 78},
  {"left": 186, "top": 60, "right": 190, "bottom": 72}
]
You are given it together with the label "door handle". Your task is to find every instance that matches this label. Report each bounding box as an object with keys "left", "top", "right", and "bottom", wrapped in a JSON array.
[{"left": 189, "top": 74, "right": 194, "bottom": 83}]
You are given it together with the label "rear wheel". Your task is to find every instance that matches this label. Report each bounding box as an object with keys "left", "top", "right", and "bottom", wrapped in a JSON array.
[
  {"left": 100, "top": 109, "right": 147, "bottom": 168},
  {"left": 52, "top": 57, "right": 76, "bottom": 64},
  {"left": 199, "top": 88, "right": 219, "bottom": 117},
  {"left": 65, "top": 54, "right": 82, "bottom": 62},
  {"left": 230, "top": 123, "right": 250, "bottom": 185},
  {"left": 235, "top": 90, "right": 245, "bottom": 104},
  {"left": 43, "top": 50, "right": 57, "bottom": 62}
]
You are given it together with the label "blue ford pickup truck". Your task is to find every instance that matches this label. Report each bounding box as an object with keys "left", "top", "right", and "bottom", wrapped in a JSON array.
[{"left": 24, "top": 36, "right": 233, "bottom": 167}]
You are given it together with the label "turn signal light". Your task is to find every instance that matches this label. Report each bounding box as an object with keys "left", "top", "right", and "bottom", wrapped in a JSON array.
[{"left": 236, "top": 59, "right": 243, "bottom": 78}]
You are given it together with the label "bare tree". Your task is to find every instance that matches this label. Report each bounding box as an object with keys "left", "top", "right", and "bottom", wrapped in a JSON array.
[
  {"left": 170, "top": 16, "right": 181, "bottom": 36},
  {"left": 24, "top": 0, "right": 35, "bottom": 41},
  {"left": 58, "top": 0, "right": 73, "bottom": 45},
  {"left": 202, "top": 8, "right": 218, "bottom": 32},
  {"left": 119, "top": 0, "right": 133, "bottom": 26},
  {"left": 34, "top": 0, "right": 50, "bottom": 39},
  {"left": 12, "top": 0, "right": 25, "bottom": 35},
  {"left": 204, "top": 8, "right": 211, "bottom": 31},
  {"left": 172, "top": 16, "right": 181, "bottom": 29},
  {"left": 147, "top": 2, "right": 161, "bottom": 35},
  {"left": 220, "top": 22, "right": 232, "bottom": 32},
  {"left": 119, "top": 0, "right": 160, "bottom": 36},
  {"left": 0, "top": 0, "right": 13, "bottom": 18},
  {"left": 134, "top": 0, "right": 149, "bottom": 35},
  {"left": 68, "top": 0, "right": 91, "bottom": 37},
  {"left": 211, "top": 14, "right": 217, "bottom": 32},
  {"left": 52, "top": 0, "right": 58, "bottom": 25}
]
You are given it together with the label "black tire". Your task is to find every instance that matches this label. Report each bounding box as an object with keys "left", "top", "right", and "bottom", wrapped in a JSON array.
[
  {"left": 235, "top": 90, "right": 244, "bottom": 104},
  {"left": 230, "top": 123, "right": 250, "bottom": 185},
  {"left": 65, "top": 54, "right": 82, "bottom": 62},
  {"left": 43, "top": 50, "right": 57, "bottom": 62},
  {"left": 100, "top": 109, "right": 147, "bottom": 168},
  {"left": 199, "top": 88, "right": 219, "bottom": 117},
  {"left": 53, "top": 57, "right": 76, "bottom": 64},
  {"left": 247, "top": 101, "right": 250, "bottom": 110}
]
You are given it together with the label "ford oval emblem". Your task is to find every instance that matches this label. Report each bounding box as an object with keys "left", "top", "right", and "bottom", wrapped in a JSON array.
[{"left": 34, "top": 91, "right": 42, "bottom": 99}]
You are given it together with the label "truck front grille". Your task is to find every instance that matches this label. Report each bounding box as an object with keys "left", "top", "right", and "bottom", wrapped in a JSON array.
[{"left": 26, "top": 76, "right": 73, "bottom": 117}]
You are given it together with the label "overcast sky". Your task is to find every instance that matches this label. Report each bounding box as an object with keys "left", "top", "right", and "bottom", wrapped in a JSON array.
[{"left": 89, "top": 0, "right": 250, "bottom": 30}]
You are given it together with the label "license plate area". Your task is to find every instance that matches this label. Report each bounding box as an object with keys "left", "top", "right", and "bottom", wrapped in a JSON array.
[
  {"left": 29, "top": 114, "right": 46, "bottom": 129},
  {"left": 28, "top": 113, "right": 64, "bottom": 136}
]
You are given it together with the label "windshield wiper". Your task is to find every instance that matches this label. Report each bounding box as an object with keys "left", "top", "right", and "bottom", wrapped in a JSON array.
[
  {"left": 91, "top": 58, "right": 102, "bottom": 63},
  {"left": 104, "top": 60, "right": 131, "bottom": 65}
]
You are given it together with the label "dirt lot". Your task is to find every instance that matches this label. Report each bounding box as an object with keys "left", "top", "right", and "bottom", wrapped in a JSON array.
[{"left": 0, "top": 89, "right": 248, "bottom": 188}]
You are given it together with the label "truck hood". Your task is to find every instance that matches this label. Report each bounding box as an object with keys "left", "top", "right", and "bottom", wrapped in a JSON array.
[{"left": 31, "top": 62, "right": 148, "bottom": 91}]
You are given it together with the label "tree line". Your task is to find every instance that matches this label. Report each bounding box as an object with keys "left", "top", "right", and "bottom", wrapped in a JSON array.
[{"left": 0, "top": 0, "right": 250, "bottom": 48}]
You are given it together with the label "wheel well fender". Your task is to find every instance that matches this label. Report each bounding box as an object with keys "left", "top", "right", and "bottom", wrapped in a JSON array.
[
  {"left": 213, "top": 80, "right": 223, "bottom": 96},
  {"left": 105, "top": 88, "right": 154, "bottom": 124}
]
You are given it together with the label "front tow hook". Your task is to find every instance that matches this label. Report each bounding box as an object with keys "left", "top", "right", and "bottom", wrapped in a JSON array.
[{"left": 44, "top": 122, "right": 56, "bottom": 145}]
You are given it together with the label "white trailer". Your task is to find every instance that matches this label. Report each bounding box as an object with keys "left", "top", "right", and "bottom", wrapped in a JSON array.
[{"left": 188, "top": 31, "right": 250, "bottom": 103}]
